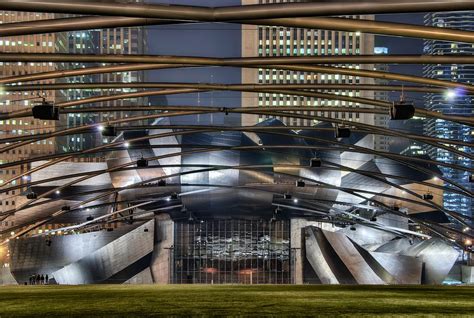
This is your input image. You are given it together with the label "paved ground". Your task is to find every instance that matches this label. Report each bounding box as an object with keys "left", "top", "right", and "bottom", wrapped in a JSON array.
[{"left": 0, "top": 284, "right": 473, "bottom": 317}]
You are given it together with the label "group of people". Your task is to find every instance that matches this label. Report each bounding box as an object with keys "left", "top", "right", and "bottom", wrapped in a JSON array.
[{"left": 28, "top": 274, "right": 48, "bottom": 285}]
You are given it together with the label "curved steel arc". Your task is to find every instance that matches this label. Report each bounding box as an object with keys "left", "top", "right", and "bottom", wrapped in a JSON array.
[
  {"left": 1, "top": 62, "right": 473, "bottom": 94},
  {"left": 1, "top": 109, "right": 471, "bottom": 160},
  {"left": 2, "top": 162, "right": 462, "bottom": 198},
  {"left": 2, "top": 121, "right": 470, "bottom": 162},
  {"left": 7, "top": 141, "right": 471, "bottom": 228},
  {"left": 3, "top": 168, "right": 470, "bottom": 241},
  {"left": 2, "top": 83, "right": 458, "bottom": 94},
  {"left": 1, "top": 1, "right": 473, "bottom": 21},
  {"left": 1, "top": 13, "right": 474, "bottom": 44},
  {"left": 1, "top": 120, "right": 472, "bottom": 186},
  {"left": 4, "top": 53, "right": 474, "bottom": 65},
  {"left": 1, "top": 124, "right": 472, "bottom": 198},
  {"left": 1, "top": 82, "right": 472, "bottom": 127}
]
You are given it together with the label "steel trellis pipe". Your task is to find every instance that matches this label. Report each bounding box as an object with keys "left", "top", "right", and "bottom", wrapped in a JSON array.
[
  {"left": 1, "top": 1, "right": 474, "bottom": 21},
  {"left": 2, "top": 16, "right": 474, "bottom": 44},
  {"left": 3, "top": 53, "right": 474, "bottom": 65}
]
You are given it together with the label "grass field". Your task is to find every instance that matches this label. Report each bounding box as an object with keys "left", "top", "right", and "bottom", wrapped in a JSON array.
[{"left": 0, "top": 284, "right": 473, "bottom": 317}]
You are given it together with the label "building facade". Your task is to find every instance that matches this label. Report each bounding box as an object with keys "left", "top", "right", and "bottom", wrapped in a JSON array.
[
  {"left": 423, "top": 11, "right": 474, "bottom": 218},
  {"left": 241, "top": 0, "right": 377, "bottom": 150}
]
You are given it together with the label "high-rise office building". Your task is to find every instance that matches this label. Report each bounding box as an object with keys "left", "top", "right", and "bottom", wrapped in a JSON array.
[
  {"left": 0, "top": 10, "right": 148, "bottom": 241},
  {"left": 0, "top": 11, "right": 67, "bottom": 225},
  {"left": 241, "top": 0, "right": 376, "bottom": 148},
  {"left": 423, "top": 11, "right": 474, "bottom": 218}
]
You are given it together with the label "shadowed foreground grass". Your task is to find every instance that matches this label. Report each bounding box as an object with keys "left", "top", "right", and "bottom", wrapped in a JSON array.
[{"left": 0, "top": 284, "right": 473, "bottom": 317}]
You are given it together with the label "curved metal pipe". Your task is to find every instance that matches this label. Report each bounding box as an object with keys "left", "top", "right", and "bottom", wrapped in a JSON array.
[
  {"left": 1, "top": 117, "right": 472, "bottom": 201},
  {"left": 1, "top": 110, "right": 472, "bottom": 174},
  {"left": 2, "top": 161, "right": 461, "bottom": 198},
  {"left": 4, "top": 161, "right": 469, "bottom": 233},
  {"left": 1, "top": 81, "right": 472, "bottom": 126},
  {"left": 6, "top": 159, "right": 470, "bottom": 234},
  {"left": 6, "top": 134, "right": 471, "bottom": 227},
  {"left": 3, "top": 53, "right": 474, "bottom": 65},
  {"left": 1, "top": 15, "right": 473, "bottom": 44},
  {"left": 0, "top": 82, "right": 459, "bottom": 94},
  {"left": 1, "top": 1, "right": 474, "bottom": 21},
  {"left": 1, "top": 106, "right": 471, "bottom": 162}
]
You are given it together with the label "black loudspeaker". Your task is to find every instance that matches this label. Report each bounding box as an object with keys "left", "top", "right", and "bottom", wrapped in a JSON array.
[
  {"left": 284, "top": 193, "right": 292, "bottom": 200},
  {"left": 171, "top": 193, "right": 179, "bottom": 200},
  {"left": 310, "top": 158, "right": 322, "bottom": 167},
  {"left": 32, "top": 103, "right": 59, "bottom": 120},
  {"left": 370, "top": 216, "right": 377, "bottom": 222},
  {"left": 350, "top": 225, "right": 356, "bottom": 231},
  {"left": 86, "top": 215, "right": 94, "bottom": 221},
  {"left": 61, "top": 206, "right": 71, "bottom": 211},
  {"left": 101, "top": 125, "right": 116, "bottom": 137},
  {"left": 335, "top": 127, "right": 351, "bottom": 138},
  {"left": 158, "top": 179, "right": 166, "bottom": 187},
  {"left": 296, "top": 180, "right": 305, "bottom": 187},
  {"left": 423, "top": 194, "right": 434, "bottom": 200},
  {"left": 137, "top": 158, "right": 148, "bottom": 168},
  {"left": 469, "top": 174, "right": 473, "bottom": 183},
  {"left": 390, "top": 102, "right": 415, "bottom": 120},
  {"left": 26, "top": 192, "right": 37, "bottom": 199}
]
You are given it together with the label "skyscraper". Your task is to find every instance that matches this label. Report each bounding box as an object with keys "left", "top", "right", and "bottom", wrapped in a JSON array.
[
  {"left": 241, "top": 0, "right": 376, "bottom": 149},
  {"left": 0, "top": 11, "right": 67, "bottom": 226},
  {"left": 423, "top": 11, "right": 474, "bottom": 218}
]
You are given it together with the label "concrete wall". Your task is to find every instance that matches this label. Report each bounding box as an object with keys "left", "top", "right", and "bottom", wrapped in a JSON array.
[{"left": 150, "top": 214, "right": 174, "bottom": 284}]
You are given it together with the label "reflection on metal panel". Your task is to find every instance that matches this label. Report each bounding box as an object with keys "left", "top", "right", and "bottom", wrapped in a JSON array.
[{"left": 52, "top": 220, "right": 154, "bottom": 284}]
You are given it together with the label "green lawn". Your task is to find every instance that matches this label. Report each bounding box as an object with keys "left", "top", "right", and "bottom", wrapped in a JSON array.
[{"left": 0, "top": 285, "right": 473, "bottom": 317}]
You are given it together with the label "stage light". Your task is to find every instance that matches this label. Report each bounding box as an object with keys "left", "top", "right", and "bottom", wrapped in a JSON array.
[
  {"left": 32, "top": 101, "right": 59, "bottom": 120},
  {"left": 97, "top": 125, "right": 104, "bottom": 132},
  {"left": 101, "top": 125, "right": 116, "bottom": 136},
  {"left": 310, "top": 158, "right": 321, "bottom": 167},
  {"left": 293, "top": 198, "right": 298, "bottom": 203},
  {"left": 124, "top": 142, "right": 130, "bottom": 148},
  {"left": 26, "top": 192, "right": 37, "bottom": 199},
  {"left": 296, "top": 180, "right": 305, "bottom": 187},
  {"left": 55, "top": 190, "right": 60, "bottom": 195},
  {"left": 137, "top": 157, "right": 148, "bottom": 168},
  {"left": 390, "top": 101, "right": 415, "bottom": 120},
  {"left": 423, "top": 193, "right": 433, "bottom": 200},
  {"left": 335, "top": 127, "right": 351, "bottom": 138},
  {"left": 166, "top": 197, "right": 171, "bottom": 202}
]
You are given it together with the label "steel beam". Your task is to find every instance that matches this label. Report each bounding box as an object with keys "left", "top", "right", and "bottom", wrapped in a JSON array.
[
  {"left": 2, "top": 53, "right": 474, "bottom": 65},
  {"left": 1, "top": 1, "right": 474, "bottom": 21},
  {"left": 1, "top": 15, "right": 473, "bottom": 44}
]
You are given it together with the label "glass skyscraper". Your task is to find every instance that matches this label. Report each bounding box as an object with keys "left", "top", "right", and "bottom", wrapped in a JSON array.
[{"left": 423, "top": 11, "right": 474, "bottom": 218}]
